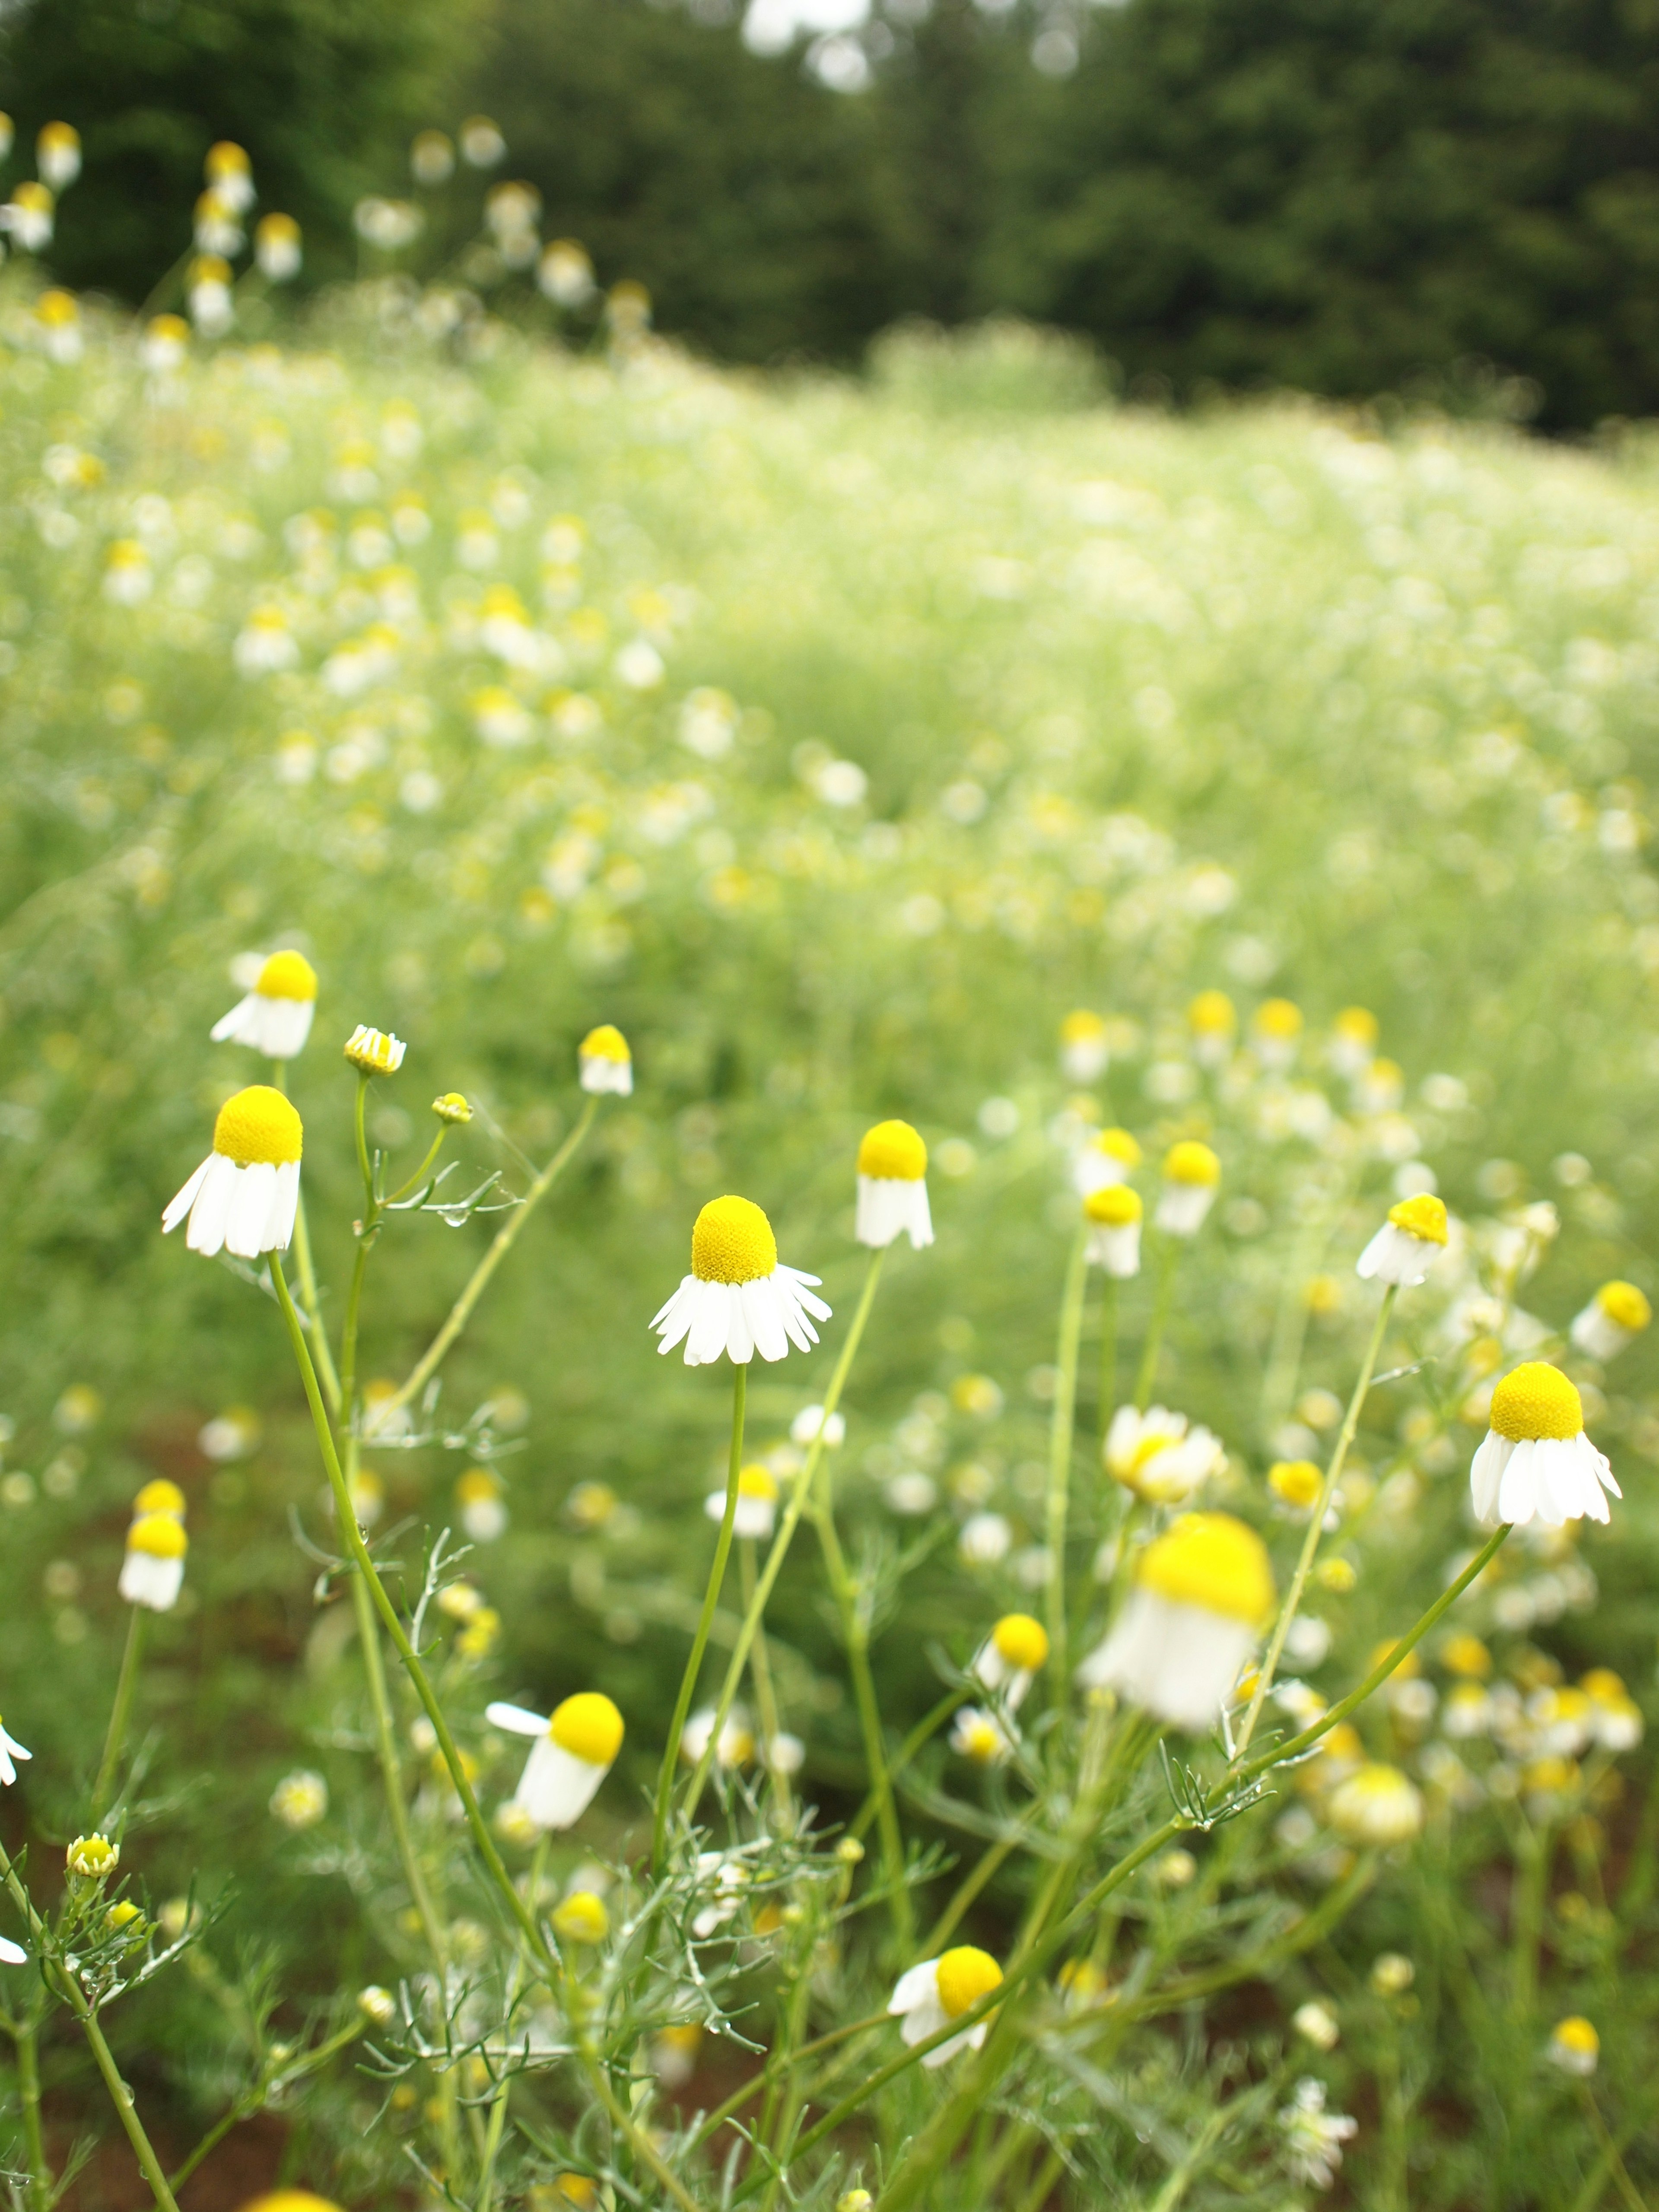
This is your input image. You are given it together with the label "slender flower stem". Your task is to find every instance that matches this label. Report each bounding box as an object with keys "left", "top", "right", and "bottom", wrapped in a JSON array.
[
  {"left": 352, "top": 1070, "right": 374, "bottom": 1205},
  {"left": 653, "top": 1362, "right": 748, "bottom": 1873},
  {"left": 1236, "top": 1283, "right": 1398, "bottom": 1754},
  {"left": 1044, "top": 1223, "right": 1090, "bottom": 1700},
  {"left": 385, "top": 1127, "right": 447, "bottom": 1206},
  {"left": 739, "top": 1539, "right": 791, "bottom": 1818},
  {"left": 383, "top": 1094, "right": 598, "bottom": 1419},
  {"left": 271, "top": 1058, "right": 341, "bottom": 1414},
  {"left": 684, "top": 1248, "right": 885, "bottom": 1821},
  {"left": 849, "top": 1687, "right": 960, "bottom": 1843},
  {"left": 1575, "top": 2085, "right": 1653, "bottom": 2212},
  {"left": 167, "top": 2019, "right": 364, "bottom": 2190},
  {"left": 94, "top": 1606, "right": 148, "bottom": 1819},
  {"left": 1133, "top": 1238, "right": 1179, "bottom": 1411},
  {"left": 1097, "top": 1274, "right": 1119, "bottom": 1445},
  {"left": 13, "top": 2013, "right": 49, "bottom": 2212}
]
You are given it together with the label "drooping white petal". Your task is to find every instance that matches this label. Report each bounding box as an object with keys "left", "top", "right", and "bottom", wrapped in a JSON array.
[
  {"left": 1469, "top": 1432, "right": 1512, "bottom": 1523},
  {"left": 890, "top": 1960, "right": 941, "bottom": 2014},
  {"left": 857, "top": 1177, "right": 934, "bottom": 1250},
  {"left": 723, "top": 1282, "right": 757, "bottom": 1365},
  {"left": 210, "top": 993, "right": 259, "bottom": 1044},
  {"left": 119, "top": 1551, "right": 184, "bottom": 1611},
  {"left": 686, "top": 1281, "right": 737, "bottom": 1367},
  {"left": 186, "top": 1153, "right": 239, "bottom": 1255},
  {"left": 486, "top": 1701, "right": 551, "bottom": 1737},
  {"left": 1077, "top": 1591, "right": 1253, "bottom": 1732},
  {"left": 225, "top": 1160, "right": 277, "bottom": 1258},
  {"left": 268, "top": 1159, "right": 301, "bottom": 1251},
  {"left": 899, "top": 1989, "right": 947, "bottom": 2047},
  {"left": 0, "top": 1936, "right": 25, "bottom": 1964},
  {"left": 162, "top": 1154, "right": 212, "bottom": 1232},
  {"left": 515, "top": 1735, "right": 606, "bottom": 1829},
  {"left": 1497, "top": 1437, "right": 1542, "bottom": 1525},
  {"left": 742, "top": 1277, "right": 788, "bottom": 1363},
  {"left": 652, "top": 1278, "right": 698, "bottom": 1355}
]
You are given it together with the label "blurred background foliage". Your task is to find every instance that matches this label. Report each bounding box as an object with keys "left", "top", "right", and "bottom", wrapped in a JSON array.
[{"left": 6, "top": 0, "right": 1659, "bottom": 425}]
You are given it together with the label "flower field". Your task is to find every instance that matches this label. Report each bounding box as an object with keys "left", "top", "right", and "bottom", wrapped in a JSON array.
[{"left": 1, "top": 218, "right": 1659, "bottom": 2208}]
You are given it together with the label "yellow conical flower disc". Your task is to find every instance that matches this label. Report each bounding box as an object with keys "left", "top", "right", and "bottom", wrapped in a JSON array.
[
  {"left": 737, "top": 1465, "right": 779, "bottom": 1500},
  {"left": 1490, "top": 1363, "right": 1582, "bottom": 1443},
  {"left": 1084, "top": 1184, "right": 1142, "bottom": 1226},
  {"left": 127, "top": 1512, "right": 188, "bottom": 1559},
  {"left": 1335, "top": 1006, "right": 1379, "bottom": 1044},
  {"left": 1163, "top": 1141, "right": 1220, "bottom": 1187},
  {"left": 1060, "top": 1010, "right": 1105, "bottom": 1043},
  {"left": 937, "top": 1945, "right": 1003, "bottom": 2018},
  {"left": 1552, "top": 2016, "right": 1599, "bottom": 2059},
  {"left": 1095, "top": 1127, "right": 1141, "bottom": 1166},
  {"left": 1255, "top": 997, "right": 1303, "bottom": 1039},
  {"left": 1188, "top": 989, "right": 1235, "bottom": 1034},
  {"left": 992, "top": 1613, "right": 1049, "bottom": 1670},
  {"left": 255, "top": 952, "right": 316, "bottom": 1007},
  {"left": 237, "top": 2195, "right": 347, "bottom": 2212},
  {"left": 1597, "top": 1279, "right": 1652, "bottom": 1331},
  {"left": 580, "top": 1023, "right": 630, "bottom": 1063},
  {"left": 1137, "top": 1512, "right": 1274, "bottom": 1626},
  {"left": 857, "top": 1119, "right": 927, "bottom": 1181},
  {"left": 456, "top": 1468, "right": 499, "bottom": 1503},
  {"left": 213, "top": 1086, "right": 303, "bottom": 1166},
  {"left": 552, "top": 1890, "right": 610, "bottom": 1944},
  {"left": 1387, "top": 1192, "right": 1447, "bottom": 1245},
  {"left": 1268, "top": 1460, "right": 1322, "bottom": 1509},
  {"left": 550, "top": 1692, "right": 624, "bottom": 1767},
  {"left": 691, "top": 1195, "right": 777, "bottom": 1284},
  {"left": 133, "top": 1478, "right": 186, "bottom": 1518}
]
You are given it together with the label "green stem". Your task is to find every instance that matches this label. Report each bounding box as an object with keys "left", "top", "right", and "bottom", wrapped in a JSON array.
[
  {"left": 739, "top": 1539, "right": 790, "bottom": 1820},
  {"left": 685, "top": 1248, "right": 885, "bottom": 1822},
  {"left": 387, "top": 1127, "right": 448, "bottom": 1205},
  {"left": 1044, "top": 1223, "right": 1089, "bottom": 1701},
  {"left": 816, "top": 1490, "right": 912, "bottom": 1951},
  {"left": 652, "top": 1362, "right": 748, "bottom": 1873},
  {"left": 1510, "top": 1817, "right": 1552, "bottom": 2021},
  {"left": 94, "top": 1605, "right": 149, "bottom": 1820},
  {"left": 271, "top": 1059, "right": 341, "bottom": 1416},
  {"left": 922, "top": 1827, "right": 1025, "bottom": 1955},
  {"left": 13, "top": 2014, "right": 49, "bottom": 2212},
  {"left": 1572, "top": 2086, "right": 1655, "bottom": 2212},
  {"left": 167, "top": 2019, "right": 363, "bottom": 2190},
  {"left": 353, "top": 1069, "right": 374, "bottom": 1205},
  {"left": 849, "top": 1688, "right": 960, "bottom": 1843},
  {"left": 1236, "top": 1282, "right": 1397, "bottom": 1755},
  {"left": 1097, "top": 1272, "right": 1119, "bottom": 1446},
  {"left": 1133, "top": 1238, "right": 1179, "bottom": 1411}
]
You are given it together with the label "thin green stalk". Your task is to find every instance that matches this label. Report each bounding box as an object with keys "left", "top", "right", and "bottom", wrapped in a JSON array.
[
  {"left": 271, "top": 1058, "right": 341, "bottom": 1414},
  {"left": 1579, "top": 2086, "right": 1649, "bottom": 2212},
  {"left": 688, "top": 2010, "right": 892, "bottom": 2153},
  {"left": 849, "top": 1688, "right": 960, "bottom": 1843},
  {"left": 1510, "top": 1818, "right": 1552, "bottom": 2021},
  {"left": 167, "top": 2019, "right": 363, "bottom": 2190},
  {"left": 477, "top": 1838, "right": 546, "bottom": 2212},
  {"left": 1012, "top": 2148, "right": 1064, "bottom": 2212},
  {"left": 814, "top": 1491, "right": 912, "bottom": 1950},
  {"left": 386, "top": 1126, "right": 447, "bottom": 1206},
  {"left": 652, "top": 1362, "right": 748, "bottom": 1873},
  {"left": 1097, "top": 1272, "right": 1119, "bottom": 1445},
  {"left": 685, "top": 1248, "right": 886, "bottom": 1821},
  {"left": 1044, "top": 1223, "right": 1090, "bottom": 1699},
  {"left": 739, "top": 1539, "right": 790, "bottom": 1820},
  {"left": 93, "top": 1605, "right": 147, "bottom": 1819},
  {"left": 383, "top": 1094, "right": 599, "bottom": 1419},
  {"left": 13, "top": 2014, "right": 49, "bottom": 2212},
  {"left": 922, "top": 1827, "right": 1025, "bottom": 1955},
  {"left": 352, "top": 1069, "right": 374, "bottom": 1204},
  {"left": 1236, "top": 1282, "right": 1398, "bottom": 1754},
  {"left": 1133, "top": 1238, "right": 1179, "bottom": 1411},
  {"left": 1570, "top": 2088, "right": 1656, "bottom": 2212}
]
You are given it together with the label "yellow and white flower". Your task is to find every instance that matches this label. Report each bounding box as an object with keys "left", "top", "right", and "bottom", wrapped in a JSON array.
[
  {"left": 680, "top": 1705, "right": 753, "bottom": 1769},
  {"left": 540, "top": 238, "right": 596, "bottom": 307},
  {"left": 1084, "top": 1184, "right": 1142, "bottom": 1277},
  {"left": 1569, "top": 1279, "right": 1652, "bottom": 1362},
  {"left": 1328, "top": 1761, "right": 1424, "bottom": 1844},
  {"left": 1583, "top": 1668, "right": 1644, "bottom": 1751},
  {"left": 791, "top": 1403, "right": 845, "bottom": 1447},
  {"left": 1076, "top": 1512, "right": 1274, "bottom": 1732},
  {"left": 344, "top": 1025, "right": 406, "bottom": 1074},
  {"left": 708, "top": 1464, "right": 779, "bottom": 1540},
  {"left": 1470, "top": 1363, "right": 1619, "bottom": 1528},
  {"left": 1356, "top": 1192, "right": 1448, "bottom": 1288},
  {"left": 950, "top": 1705, "right": 1012, "bottom": 1765},
  {"left": 1252, "top": 997, "right": 1303, "bottom": 1070},
  {"left": 270, "top": 1772, "right": 327, "bottom": 1829},
  {"left": 2, "top": 181, "right": 54, "bottom": 253},
  {"left": 1328, "top": 1005, "right": 1379, "bottom": 1078},
  {"left": 120, "top": 1512, "right": 188, "bottom": 1611},
  {"left": 652, "top": 1196, "right": 830, "bottom": 1366},
  {"left": 140, "top": 313, "right": 189, "bottom": 375},
  {"left": 162, "top": 1085, "right": 302, "bottom": 1259},
  {"left": 37, "top": 121, "right": 82, "bottom": 190},
  {"left": 1188, "top": 988, "right": 1237, "bottom": 1067},
  {"left": 1073, "top": 1125, "right": 1141, "bottom": 1196},
  {"left": 1547, "top": 2016, "right": 1599, "bottom": 2075},
  {"left": 211, "top": 950, "right": 318, "bottom": 1059},
  {"left": 487, "top": 1692, "right": 624, "bottom": 1830},
  {"left": 1058, "top": 1009, "right": 1109, "bottom": 1084},
  {"left": 855, "top": 1119, "right": 933, "bottom": 1250},
  {"left": 1104, "top": 1404, "right": 1224, "bottom": 1504},
  {"left": 205, "top": 140, "right": 256, "bottom": 215},
  {"left": 457, "top": 1468, "right": 508, "bottom": 1542},
  {"left": 254, "top": 210, "right": 303, "bottom": 282},
  {"left": 0, "top": 1719, "right": 32, "bottom": 1787},
  {"left": 970, "top": 1612, "right": 1049, "bottom": 1711},
  {"left": 887, "top": 1945, "right": 1004, "bottom": 2066},
  {"left": 579, "top": 1023, "right": 633, "bottom": 1095},
  {"left": 1155, "top": 1141, "right": 1220, "bottom": 1236}
]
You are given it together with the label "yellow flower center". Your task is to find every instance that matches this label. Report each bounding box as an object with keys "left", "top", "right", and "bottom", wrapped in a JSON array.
[
  {"left": 858, "top": 1119, "right": 928, "bottom": 1182},
  {"left": 1581, "top": 1667, "right": 1625, "bottom": 1703},
  {"left": 580, "top": 1023, "right": 630, "bottom": 1064},
  {"left": 432, "top": 1092, "right": 473, "bottom": 1124},
  {"left": 213, "top": 1085, "right": 303, "bottom": 1167},
  {"left": 1268, "top": 1460, "right": 1322, "bottom": 1510},
  {"left": 1136, "top": 1512, "right": 1275, "bottom": 1627},
  {"left": 1442, "top": 1634, "right": 1491, "bottom": 1678},
  {"left": 552, "top": 1891, "right": 610, "bottom": 1944},
  {"left": 992, "top": 1613, "right": 1049, "bottom": 1671},
  {"left": 691, "top": 1195, "right": 778, "bottom": 1284},
  {"left": 1255, "top": 998, "right": 1303, "bottom": 1039},
  {"left": 1552, "top": 2016, "right": 1599, "bottom": 2058},
  {"left": 1490, "top": 1362, "right": 1583, "bottom": 1443},
  {"left": 255, "top": 949, "right": 318, "bottom": 1002},
  {"left": 1164, "top": 1141, "right": 1220, "bottom": 1187},
  {"left": 1188, "top": 989, "right": 1235, "bottom": 1035},
  {"left": 457, "top": 1469, "right": 500, "bottom": 1503},
  {"left": 1387, "top": 1192, "right": 1448, "bottom": 1246},
  {"left": 550, "top": 1692, "right": 624, "bottom": 1767},
  {"left": 737, "top": 1465, "right": 779, "bottom": 1501},
  {"left": 1335, "top": 1006, "right": 1379, "bottom": 1045},
  {"left": 133, "top": 1478, "right": 186, "bottom": 1518},
  {"left": 959, "top": 1718, "right": 1002, "bottom": 1762},
  {"left": 936, "top": 1945, "right": 1004, "bottom": 2019},
  {"left": 1093, "top": 1127, "right": 1141, "bottom": 1167},
  {"left": 127, "top": 1512, "right": 188, "bottom": 1560},
  {"left": 1084, "top": 1185, "right": 1142, "bottom": 1227},
  {"left": 1060, "top": 1010, "right": 1106, "bottom": 1043},
  {"left": 1596, "top": 1279, "right": 1652, "bottom": 1332}
]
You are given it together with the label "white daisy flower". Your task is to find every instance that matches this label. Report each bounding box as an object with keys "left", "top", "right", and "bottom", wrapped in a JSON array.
[
  {"left": 1355, "top": 1192, "right": 1449, "bottom": 1287},
  {"left": 1469, "top": 1363, "right": 1620, "bottom": 1528},
  {"left": 855, "top": 1119, "right": 934, "bottom": 1251},
  {"left": 119, "top": 1512, "right": 188, "bottom": 1611},
  {"left": 1058, "top": 1009, "right": 1109, "bottom": 1084},
  {"left": 707, "top": 1464, "right": 778, "bottom": 1540},
  {"left": 790, "top": 1403, "right": 845, "bottom": 1448},
  {"left": 457, "top": 1468, "right": 508, "bottom": 1542},
  {"left": 162, "top": 1085, "right": 302, "bottom": 1260},
  {"left": 1084, "top": 1184, "right": 1142, "bottom": 1278},
  {"left": 579, "top": 1023, "right": 633, "bottom": 1095},
  {"left": 679, "top": 1705, "right": 753, "bottom": 1770},
  {"left": 210, "top": 949, "right": 318, "bottom": 1060},
  {"left": 958, "top": 1511, "right": 1012, "bottom": 1566},
  {"left": 1188, "top": 989, "right": 1237, "bottom": 1067},
  {"left": 887, "top": 1946, "right": 1004, "bottom": 2067},
  {"left": 652, "top": 1195, "right": 830, "bottom": 1367},
  {"left": 768, "top": 1731, "right": 805, "bottom": 1776},
  {"left": 1104, "top": 1403, "right": 1224, "bottom": 1504},
  {"left": 1547, "top": 2017, "right": 1599, "bottom": 2076},
  {"left": 344, "top": 1024, "right": 406, "bottom": 1074},
  {"left": 950, "top": 1705, "right": 1013, "bottom": 1765},
  {"left": 486, "top": 1692, "right": 625, "bottom": 1831},
  {"left": 969, "top": 1612, "right": 1049, "bottom": 1712},
  {"left": 1252, "top": 997, "right": 1303, "bottom": 1071},
  {"left": 1569, "top": 1279, "right": 1652, "bottom": 1362},
  {"left": 1155, "top": 1141, "right": 1220, "bottom": 1236},
  {"left": 1077, "top": 1512, "right": 1274, "bottom": 1732},
  {"left": 0, "top": 1719, "right": 32, "bottom": 1787},
  {"left": 1328, "top": 1004, "right": 1379, "bottom": 1078},
  {"left": 255, "top": 213, "right": 302, "bottom": 281},
  {"left": 0, "top": 1935, "right": 25, "bottom": 1965},
  {"left": 1278, "top": 2078, "right": 1358, "bottom": 2188},
  {"left": 1328, "top": 1762, "right": 1424, "bottom": 1844},
  {"left": 1073, "top": 1125, "right": 1141, "bottom": 1196}
]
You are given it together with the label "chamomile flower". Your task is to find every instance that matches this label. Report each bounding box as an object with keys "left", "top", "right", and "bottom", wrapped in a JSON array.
[
  {"left": 1252, "top": 997, "right": 1303, "bottom": 1070},
  {"left": 1077, "top": 1512, "right": 1274, "bottom": 1732},
  {"left": 1188, "top": 989, "right": 1237, "bottom": 1067},
  {"left": 1155, "top": 1141, "right": 1220, "bottom": 1236},
  {"left": 1084, "top": 1184, "right": 1142, "bottom": 1277},
  {"left": 1547, "top": 2016, "right": 1599, "bottom": 2076},
  {"left": 1104, "top": 1405, "right": 1224, "bottom": 1504},
  {"left": 1278, "top": 2079, "right": 1358, "bottom": 2188},
  {"left": 887, "top": 1946, "right": 1004, "bottom": 2066},
  {"left": 457, "top": 1469, "right": 507, "bottom": 1542},
  {"left": 1328, "top": 1005, "right": 1380, "bottom": 1077},
  {"left": 486, "top": 1693, "right": 624, "bottom": 1831},
  {"left": 1328, "top": 1762, "right": 1424, "bottom": 1844},
  {"left": 970, "top": 1612, "right": 1049, "bottom": 1710},
  {"left": 680, "top": 1706, "right": 753, "bottom": 1769},
  {"left": 0, "top": 1721, "right": 32, "bottom": 1786},
  {"left": 1073, "top": 1125, "right": 1141, "bottom": 1195},
  {"left": 1268, "top": 1459, "right": 1324, "bottom": 1514},
  {"left": 120, "top": 1512, "right": 188, "bottom": 1611},
  {"left": 950, "top": 1706, "right": 1012, "bottom": 1765},
  {"left": 579, "top": 1024, "right": 632, "bottom": 1094},
  {"left": 855, "top": 1119, "right": 934, "bottom": 1249},
  {"left": 0, "top": 1935, "right": 24, "bottom": 1965},
  {"left": 1058, "top": 1009, "right": 1109, "bottom": 1083},
  {"left": 211, "top": 950, "right": 318, "bottom": 1059},
  {"left": 1569, "top": 1279, "right": 1653, "bottom": 1362},
  {"left": 652, "top": 1196, "right": 830, "bottom": 1366},
  {"left": 1470, "top": 1363, "right": 1620, "bottom": 1528},
  {"left": 344, "top": 1025, "right": 406, "bottom": 1074},
  {"left": 162, "top": 1086, "right": 302, "bottom": 1259},
  {"left": 1356, "top": 1193, "right": 1448, "bottom": 1288},
  {"left": 708, "top": 1464, "right": 779, "bottom": 1540},
  {"left": 37, "top": 122, "right": 81, "bottom": 191},
  {"left": 791, "top": 1404, "right": 845, "bottom": 1447}
]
